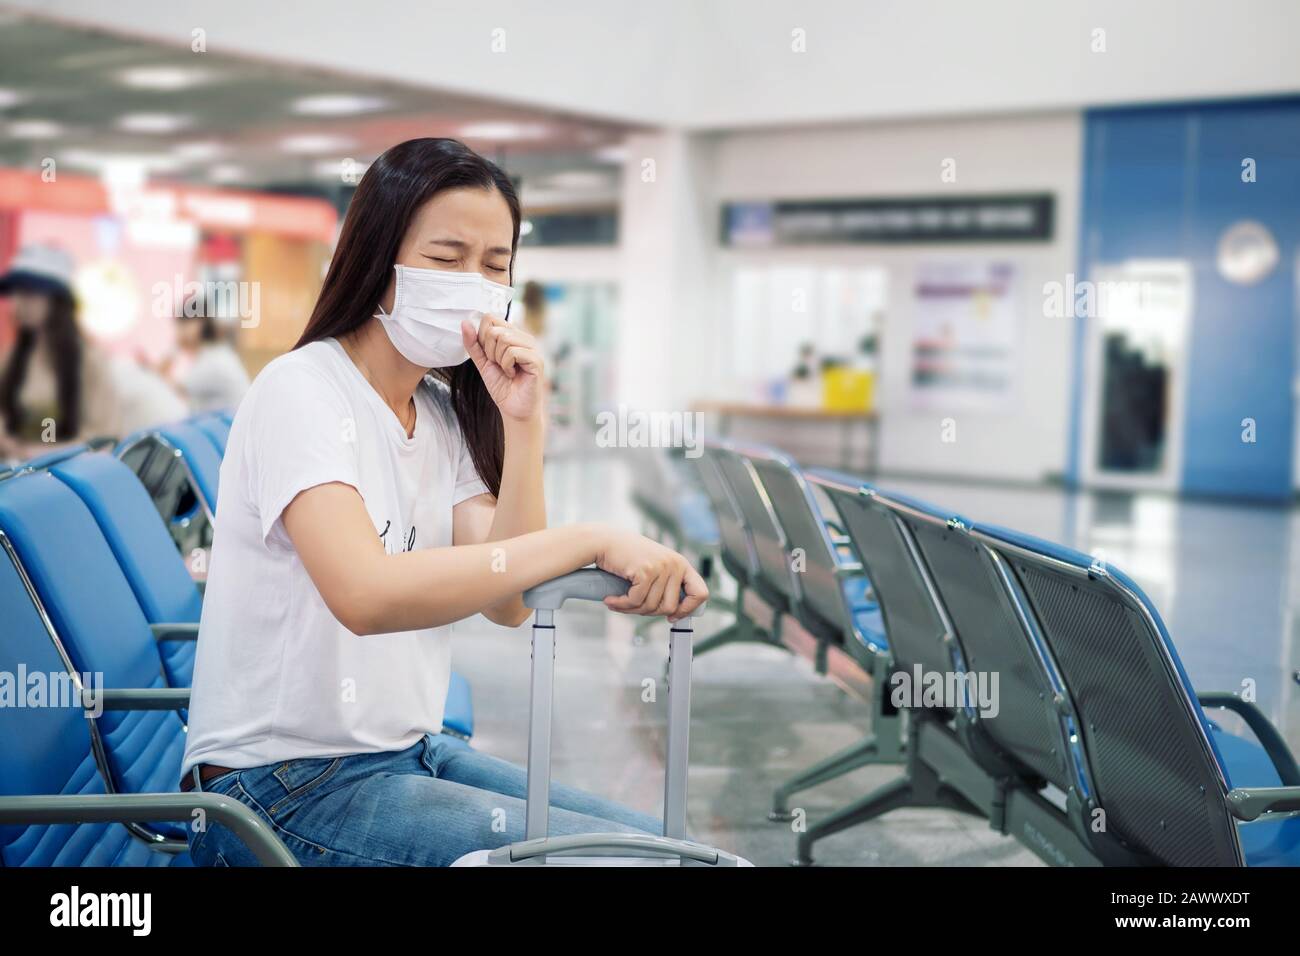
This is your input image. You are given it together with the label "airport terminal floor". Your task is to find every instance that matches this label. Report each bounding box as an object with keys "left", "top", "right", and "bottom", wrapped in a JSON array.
[{"left": 455, "top": 452, "right": 1300, "bottom": 867}]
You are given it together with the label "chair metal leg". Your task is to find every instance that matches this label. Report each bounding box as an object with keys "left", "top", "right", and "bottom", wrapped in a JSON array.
[
  {"left": 793, "top": 732, "right": 982, "bottom": 866},
  {"left": 770, "top": 734, "right": 887, "bottom": 820},
  {"left": 792, "top": 776, "right": 915, "bottom": 866},
  {"left": 770, "top": 689, "right": 904, "bottom": 819}
]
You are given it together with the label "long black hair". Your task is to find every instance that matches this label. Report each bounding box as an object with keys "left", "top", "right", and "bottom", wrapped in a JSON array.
[
  {"left": 1, "top": 288, "right": 83, "bottom": 438},
  {"left": 294, "top": 138, "right": 520, "bottom": 496}
]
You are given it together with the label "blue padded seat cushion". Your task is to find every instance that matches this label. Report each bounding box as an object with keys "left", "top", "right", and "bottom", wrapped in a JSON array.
[
  {"left": 191, "top": 415, "right": 231, "bottom": 457},
  {"left": 51, "top": 453, "right": 203, "bottom": 687},
  {"left": 677, "top": 490, "right": 719, "bottom": 547},
  {"left": 0, "top": 472, "right": 187, "bottom": 831},
  {"left": 1210, "top": 726, "right": 1300, "bottom": 866},
  {"left": 842, "top": 575, "right": 876, "bottom": 612},
  {"left": 443, "top": 671, "right": 474, "bottom": 739},
  {"left": 0, "top": 551, "right": 185, "bottom": 865},
  {"left": 851, "top": 603, "right": 888, "bottom": 654}
]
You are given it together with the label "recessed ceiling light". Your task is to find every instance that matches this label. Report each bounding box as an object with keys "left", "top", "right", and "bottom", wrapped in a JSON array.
[
  {"left": 0, "top": 88, "right": 24, "bottom": 110},
  {"left": 292, "top": 93, "right": 388, "bottom": 116},
  {"left": 172, "top": 141, "right": 226, "bottom": 161},
  {"left": 594, "top": 144, "right": 628, "bottom": 164},
  {"left": 60, "top": 149, "right": 183, "bottom": 176},
  {"left": 459, "top": 122, "right": 549, "bottom": 142},
  {"left": 208, "top": 164, "right": 246, "bottom": 184},
  {"left": 313, "top": 158, "right": 369, "bottom": 180},
  {"left": 118, "top": 113, "right": 191, "bottom": 134},
  {"left": 280, "top": 133, "right": 356, "bottom": 154},
  {"left": 8, "top": 119, "right": 63, "bottom": 139},
  {"left": 118, "top": 66, "right": 213, "bottom": 90},
  {"left": 540, "top": 170, "right": 613, "bottom": 191}
]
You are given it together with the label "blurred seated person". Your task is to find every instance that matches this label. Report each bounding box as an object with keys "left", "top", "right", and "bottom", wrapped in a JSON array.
[
  {"left": 157, "top": 305, "right": 250, "bottom": 413},
  {"left": 0, "top": 244, "right": 122, "bottom": 461},
  {"left": 109, "top": 353, "right": 188, "bottom": 435}
]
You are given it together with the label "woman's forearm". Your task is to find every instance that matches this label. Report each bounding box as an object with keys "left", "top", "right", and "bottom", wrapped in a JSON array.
[
  {"left": 490, "top": 416, "right": 547, "bottom": 539},
  {"left": 351, "top": 522, "right": 601, "bottom": 634}
]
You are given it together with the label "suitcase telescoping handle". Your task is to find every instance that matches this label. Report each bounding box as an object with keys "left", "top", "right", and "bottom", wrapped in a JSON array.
[{"left": 520, "top": 568, "right": 705, "bottom": 844}]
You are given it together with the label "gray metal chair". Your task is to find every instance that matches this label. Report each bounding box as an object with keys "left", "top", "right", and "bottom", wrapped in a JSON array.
[
  {"left": 627, "top": 446, "right": 730, "bottom": 638},
  {"left": 800, "top": 470, "right": 995, "bottom": 863},
  {"left": 686, "top": 443, "right": 782, "bottom": 658},
  {"left": 886, "top": 499, "right": 1130, "bottom": 865},
  {"left": 738, "top": 445, "right": 903, "bottom": 821},
  {"left": 975, "top": 521, "right": 1300, "bottom": 866},
  {"left": 705, "top": 440, "right": 801, "bottom": 642}
]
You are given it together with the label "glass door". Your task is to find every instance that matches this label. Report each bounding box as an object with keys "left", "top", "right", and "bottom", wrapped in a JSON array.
[{"left": 1080, "top": 260, "right": 1192, "bottom": 491}]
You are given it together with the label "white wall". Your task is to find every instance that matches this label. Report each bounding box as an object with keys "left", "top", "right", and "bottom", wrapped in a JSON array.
[
  {"left": 708, "top": 112, "right": 1083, "bottom": 482},
  {"left": 15, "top": 0, "right": 1300, "bottom": 130},
  {"left": 513, "top": 247, "right": 620, "bottom": 287}
]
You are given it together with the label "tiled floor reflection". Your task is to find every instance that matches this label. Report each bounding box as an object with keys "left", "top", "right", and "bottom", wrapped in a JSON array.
[{"left": 450, "top": 456, "right": 1297, "bottom": 866}]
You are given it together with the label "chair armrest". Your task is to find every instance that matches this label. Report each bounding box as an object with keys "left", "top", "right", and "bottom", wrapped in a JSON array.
[
  {"left": 89, "top": 687, "right": 191, "bottom": 711},
  {"left": 1198, "top": 691, "right": 1300, "bottom": 786},
  {"left": 0, "top": 793, "right": 297, "bottom": 866},
  {"left": 1226, "top": 786, "right": 1300, "bottom": 822},
  {"left": 150, "top": 622, "right": 200, "bottom": 643}
]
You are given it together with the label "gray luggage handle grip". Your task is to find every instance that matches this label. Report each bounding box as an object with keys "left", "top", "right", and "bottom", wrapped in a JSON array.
[{"left": 523, "top": 568, "right": 705, "bottom": 616}]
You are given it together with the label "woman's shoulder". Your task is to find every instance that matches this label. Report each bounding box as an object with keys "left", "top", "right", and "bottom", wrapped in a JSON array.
[{"left": 247, "top": 341, "right": 349, "bottom": 407}]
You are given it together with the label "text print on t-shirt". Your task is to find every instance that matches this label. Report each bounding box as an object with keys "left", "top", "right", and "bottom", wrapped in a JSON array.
[{"left": 378, "top": 519, "right": 417, "bottom": 554}]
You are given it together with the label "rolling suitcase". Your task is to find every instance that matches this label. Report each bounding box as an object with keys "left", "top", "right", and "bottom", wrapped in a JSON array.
[{"left": 452, "top": 568, "right": 751, "bottom": 866}]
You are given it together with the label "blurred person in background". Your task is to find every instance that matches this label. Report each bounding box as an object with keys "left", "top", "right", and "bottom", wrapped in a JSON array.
[
  {"left": 0, "top": 244, "right": 122, "bottom": 461},
  {"left": 157, "top": 305, "right": 251, "bottom": 413},
  {"left": 517, "top": 280, "right": 554, "bottom": 369}
]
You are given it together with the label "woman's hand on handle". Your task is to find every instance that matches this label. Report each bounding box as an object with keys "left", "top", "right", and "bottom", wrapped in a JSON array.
[{"left": 594, "top": 529, "right": 708, "bottom": 623}]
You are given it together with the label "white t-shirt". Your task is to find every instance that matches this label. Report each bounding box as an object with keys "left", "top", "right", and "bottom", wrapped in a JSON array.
[
  {"left": 181, "top": 338, "right": 490, "bottom": 774},
  {"left": 182, "top": 343, "right": 251, "bottom": 413}
]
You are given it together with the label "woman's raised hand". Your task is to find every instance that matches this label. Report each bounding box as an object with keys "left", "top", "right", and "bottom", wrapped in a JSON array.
[{"left": 462, "top": 315, "right": 545, "bottom": 424}]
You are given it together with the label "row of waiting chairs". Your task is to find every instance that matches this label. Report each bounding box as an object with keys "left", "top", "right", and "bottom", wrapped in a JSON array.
[
  {"left": 632, "top": 439, "right": 1300, "bottom": 866},
  {"left": 0, "top": 410, "right": 472, "bottom": 866}
]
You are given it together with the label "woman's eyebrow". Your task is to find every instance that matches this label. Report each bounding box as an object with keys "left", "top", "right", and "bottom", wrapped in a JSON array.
[{"left": 424, "top": 237, "right": 512, "bottom": 257}]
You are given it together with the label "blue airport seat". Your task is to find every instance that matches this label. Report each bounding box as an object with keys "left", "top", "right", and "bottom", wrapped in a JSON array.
[
  {"left": 677, "top": 489, "right": 720, "bottom": 547},
  {"left": 49, "top": 451, "right": 202, "bottom": 687},
  {"left": 190, "top": 413, "right": 231, "bottom": 456},
  {"left": 20, "top": 442, "right": 92, "bottom": 472},
  {"left": 841, "top": 574, "right": 876, "bottom": 612},
  {"left": 0, "top": 471, "right": 189, "bottom": 838},
  {"left": 976, "top": 521, "right": 1300, "bottom": 866},
  {"left": 443, "top": 671, "right": 474, "bottom": 740},
  {"left": 0, "top": 541, "right": 186, "bottom": 866},
  {"left": 156, "top": 422, "right": 222, "bottom": 517},
  {"left": 738, "top": 444, "right": 889, "bottom": 659},
  {"left": 850, "top": 602, "right": 886, "bottom": 651}
]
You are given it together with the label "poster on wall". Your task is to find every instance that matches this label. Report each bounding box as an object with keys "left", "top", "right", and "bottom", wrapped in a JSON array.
[{"left": 910, "top": 260, "right": 1018, "bottom": 410}]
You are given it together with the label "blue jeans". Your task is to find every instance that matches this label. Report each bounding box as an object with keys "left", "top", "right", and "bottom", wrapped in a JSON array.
[{"left": 187, "top": 734, "right": 663, "bottom": 866}]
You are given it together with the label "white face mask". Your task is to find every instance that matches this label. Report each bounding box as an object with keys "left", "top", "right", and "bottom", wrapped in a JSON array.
[{"left": 374, "top": 265, "right": 513, "bottom": 368}]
